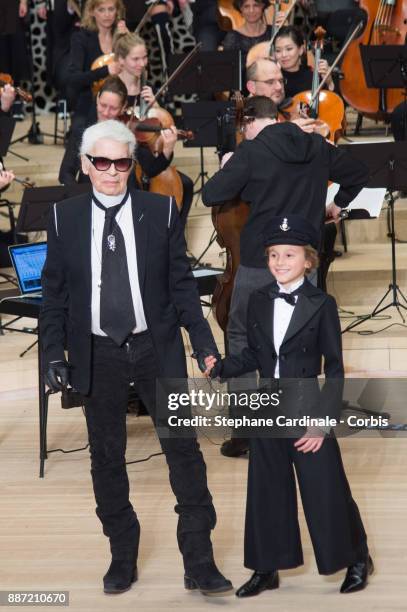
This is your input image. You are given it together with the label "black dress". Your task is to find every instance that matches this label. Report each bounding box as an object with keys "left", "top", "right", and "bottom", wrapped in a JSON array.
[
  {"left": 67, "top": 28, "right": 109, "bottom": 126},
  {"left": 223, "top": 26, "right": 272, "bottom": 93}
]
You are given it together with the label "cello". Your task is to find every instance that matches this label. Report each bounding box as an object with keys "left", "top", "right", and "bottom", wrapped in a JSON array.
[
  {"left": 340, "top": 0, "right": 407, "bottom": 118},
  {"left": 289, "top": 27, "right": 346, "bottom": 144}
]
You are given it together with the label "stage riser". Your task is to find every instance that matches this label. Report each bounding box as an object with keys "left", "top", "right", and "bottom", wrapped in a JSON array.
[{"left": 328, "top": 269, "right": 407, "bottom": 307}]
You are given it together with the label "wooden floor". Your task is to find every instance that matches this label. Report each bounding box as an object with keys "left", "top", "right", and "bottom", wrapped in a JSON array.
[{"left": 1, "top": 114, "right": 407, "bottom": 611}]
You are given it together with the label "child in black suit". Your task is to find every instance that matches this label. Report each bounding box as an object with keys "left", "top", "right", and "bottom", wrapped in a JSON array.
[{"left": 206, "top": 214, "right": 373, "bottom": 597}]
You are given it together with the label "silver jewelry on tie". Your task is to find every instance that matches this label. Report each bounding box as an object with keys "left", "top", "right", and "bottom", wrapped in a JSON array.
[{"left": 107, "top": 234, "right": 116, "bottom": 252}]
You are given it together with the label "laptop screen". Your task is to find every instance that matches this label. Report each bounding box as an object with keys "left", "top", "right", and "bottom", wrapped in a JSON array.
[{"left": 8, "top": 242, "right": 47, "bottom": 295}]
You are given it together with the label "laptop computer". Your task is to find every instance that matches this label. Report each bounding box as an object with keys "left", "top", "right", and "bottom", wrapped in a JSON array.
[{"left": 8, "top": 242, "right": 47, "bottom": 298}]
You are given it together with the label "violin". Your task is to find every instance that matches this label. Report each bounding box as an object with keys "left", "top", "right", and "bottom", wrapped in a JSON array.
[
  {"left": 0, "top": 73, "right": 32, "bottom": 103},
  {"left": 91, "top": 53, "right": 116, "bottom": 96},
  {"left": 340, "top": 0, "right": 407, "bottom": 119}
]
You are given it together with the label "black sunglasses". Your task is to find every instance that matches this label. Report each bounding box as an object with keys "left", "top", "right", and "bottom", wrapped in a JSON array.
[{"left": 85, "top": 154, "right": 133, "bottom": 172}]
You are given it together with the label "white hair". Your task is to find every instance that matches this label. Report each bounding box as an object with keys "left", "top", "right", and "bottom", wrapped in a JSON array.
[{"left": 80, "top": 119, "right": 136, "bottom": 157}]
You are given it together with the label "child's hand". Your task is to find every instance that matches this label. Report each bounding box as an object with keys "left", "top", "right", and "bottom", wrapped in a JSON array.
[
  {"left": 294, "top": 427, "right": 325, "bottom": 453},
  {"left": 203, "top": 355, "right": 217, "bottom": 377}
]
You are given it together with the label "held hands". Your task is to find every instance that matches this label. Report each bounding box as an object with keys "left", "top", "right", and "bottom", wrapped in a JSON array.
[
  {"left": 193, "top": 349, "right": 221, "bottom": 378},
  {"left": 326, "top": 202, "right": 342, "bottom": 223},
  {"left": 294, "top": 426, "right": 325, "bottom": 453},
  {"left": 45, "top": 360, "right": 70, "bottom": 393}
]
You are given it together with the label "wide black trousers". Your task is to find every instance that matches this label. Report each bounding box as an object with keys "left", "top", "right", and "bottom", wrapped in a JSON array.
[
  {"left": 244, "top": 436, "right": 368, "bottom": 575},
  {"left": 84, "top": 333, "right": 216, "bottom": 570}
]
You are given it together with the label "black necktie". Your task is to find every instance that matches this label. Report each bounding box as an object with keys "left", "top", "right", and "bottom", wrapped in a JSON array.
[{"left": 93, "top": 190, "right": 137, "bottom": 346}]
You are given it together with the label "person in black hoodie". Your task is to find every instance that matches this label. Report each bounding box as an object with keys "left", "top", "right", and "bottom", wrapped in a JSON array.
[{"left": 202, "top": 95, "right": 369, "bottom": 457}]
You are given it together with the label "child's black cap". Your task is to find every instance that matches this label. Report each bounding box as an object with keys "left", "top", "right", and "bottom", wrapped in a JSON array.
[{"left": 263, "top": 215, "right": 319, "bottom": 249}]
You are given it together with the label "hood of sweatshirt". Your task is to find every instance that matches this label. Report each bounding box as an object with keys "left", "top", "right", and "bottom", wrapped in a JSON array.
[{"left": 255, "top": 121, "right": 324, "bottom": 165}]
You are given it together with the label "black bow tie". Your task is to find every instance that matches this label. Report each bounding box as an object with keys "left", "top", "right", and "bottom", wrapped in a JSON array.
[{"left": 276, "top": 292, "right": 297, "bottom": 306}]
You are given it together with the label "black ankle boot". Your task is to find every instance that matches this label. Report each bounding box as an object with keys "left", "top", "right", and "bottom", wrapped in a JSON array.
[
  {"left": 340, "top": 554, "right": 374, "bottom": 594},
  {"left": 235, "top": 571, "right": 279, "bottom": 598},
  {"left": 103, "top": 557, "right": 138, "bottom": 594},
  {"left": 184, "top": 562, "right": 233, "bottom": 596},
  {"left": 220, "top": 438, "right": 249, "bottom": 457}
]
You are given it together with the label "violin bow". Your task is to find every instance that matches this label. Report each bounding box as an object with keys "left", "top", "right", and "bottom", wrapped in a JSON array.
[
  {"left": 135, "top": 0, "right": 160, "bottom": 34},
  {"left": 310, "top": 20, "right": 364, "bottom": 105},
  {"left": 141, "top": 42, "right": 203, "bottom": 117}
]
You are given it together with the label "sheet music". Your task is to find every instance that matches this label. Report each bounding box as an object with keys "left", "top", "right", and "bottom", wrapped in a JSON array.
[{"left": 326, "top": 184, "right": 387, "bottom": 218}]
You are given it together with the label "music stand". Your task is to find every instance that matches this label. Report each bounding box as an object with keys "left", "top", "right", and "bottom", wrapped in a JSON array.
[
  {"left": 168, "top": 50, "right": 242, "bottom": 96},
  {"left": 360, "top": 44, "right": 407, "bottom": 134},
  {"left": 168, "top": 50, "right": 241, "bottom": 194},
  {"left": 16, "top": 184, "right": 91, "bottom": 233},
  {"left": 339, "top": 141, "right": 407, "bottom": 332}
]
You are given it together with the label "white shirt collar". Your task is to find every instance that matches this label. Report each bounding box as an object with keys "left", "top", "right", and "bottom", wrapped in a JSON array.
[
  {"left": 277, "top": 276, "right": 305, "bottom": 294},
  {"left": 92, "top": 188, "right": 128, "bottom": 208}
]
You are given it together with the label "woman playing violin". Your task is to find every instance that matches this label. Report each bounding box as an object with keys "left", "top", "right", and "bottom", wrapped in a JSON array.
[
  {"left": 67, "top": 0, "right": 127, "bottom": 132},
  {"left": 274, "top": 25, "right": 334, "bottom": 98}
]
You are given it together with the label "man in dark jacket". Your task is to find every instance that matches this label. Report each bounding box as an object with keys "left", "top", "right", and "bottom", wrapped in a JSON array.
[
  {"left": 202, "top": 95, "right": 369, "bottom": 456},
  {"left": 40, "top": 119, "right": 232, "bottom": 597}
]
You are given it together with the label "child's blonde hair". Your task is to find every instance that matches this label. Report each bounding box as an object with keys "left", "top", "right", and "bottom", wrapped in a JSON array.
[{"left": 265, "top": 244, "right": 319, "bottom": 274}]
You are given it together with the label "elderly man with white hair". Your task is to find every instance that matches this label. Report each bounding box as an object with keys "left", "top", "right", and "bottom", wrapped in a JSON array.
[{"left": 40, "top": 120, "right": 232, "bottom": 597}]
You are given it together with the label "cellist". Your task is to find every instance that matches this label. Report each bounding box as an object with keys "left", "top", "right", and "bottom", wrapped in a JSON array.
[{"left": 202, "top": 95, "right": 369, "bottom": 458}]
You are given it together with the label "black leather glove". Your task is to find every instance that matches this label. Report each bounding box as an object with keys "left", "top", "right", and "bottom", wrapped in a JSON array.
[
  {"left": 44, "top": 360, "right": 70, "bottom": 392},
  {"left": 192, "top": 348, "right": 221, "bottom": 374}
]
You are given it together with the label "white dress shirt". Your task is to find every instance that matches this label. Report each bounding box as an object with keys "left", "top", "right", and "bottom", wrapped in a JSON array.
[
  {"left": 273, "top": 277, "right": 305, "bottom": 378},
  {"left": 91, "top": 189, "right": 147, "bottom": 336}
]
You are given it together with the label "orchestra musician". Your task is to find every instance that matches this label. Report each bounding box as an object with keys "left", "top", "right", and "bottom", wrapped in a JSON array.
[
  {"left": 40, "top": 118, "right": 233, "bottom": 597},
  {"left": 114, "top": 31, "right": 194, "bottom": 226},
  {"left": 35, "top": 0, "right": 80, "bottom": 104},
  {"left": 202, "top": 96, "right": 369, "bottom": 457},
  {"left": 246, "top": 57, "right": 330, "bottom": 136},
  {"left": 221, "top": 0, "right": 284, "bottom": 93},
  {"left": 273, "top": 25, "right": 334, "bottom": 98},
  {"left": 67, "top": 0, "right": 127, "bottom": 133},
  {"left": 58, "top": 76, "right": 191, "bottom": 217}
]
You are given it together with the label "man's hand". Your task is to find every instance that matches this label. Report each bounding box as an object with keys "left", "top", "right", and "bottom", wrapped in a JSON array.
[
  {"left": 293, "top": 427, "right": 325, "bottom": 453},
  {"left": 45, "top": 360, "right": 70, "bottom": 392},
  {"left": 326, "top": 202, "right": 342, "bottom": 223}
]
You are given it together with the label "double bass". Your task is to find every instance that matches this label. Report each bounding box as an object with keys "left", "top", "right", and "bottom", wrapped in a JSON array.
[
  {"left": 211, "top": 93, "right": 249, "bottom": 331},
  {"left": 340, "top": 0, "right": 407, "bottom": 118}
]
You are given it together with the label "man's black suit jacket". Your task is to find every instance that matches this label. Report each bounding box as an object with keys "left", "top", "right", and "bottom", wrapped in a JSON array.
[{"left": 40, "top": 189, "right": 217, "bottom": 395}]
